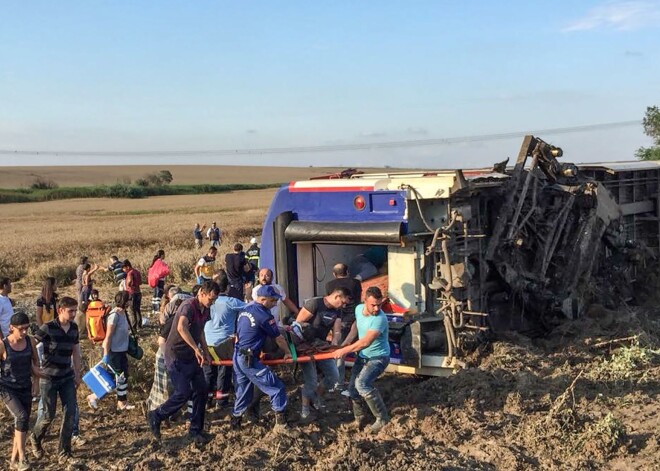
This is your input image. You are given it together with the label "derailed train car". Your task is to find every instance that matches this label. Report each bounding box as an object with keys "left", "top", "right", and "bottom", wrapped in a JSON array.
[{"left": 259, "top": 136, "right": 659, "bottom": 375}]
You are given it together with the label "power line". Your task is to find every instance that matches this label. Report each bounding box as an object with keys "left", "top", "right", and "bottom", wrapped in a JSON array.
[{"left": 0, "top": 120, "right": 640, "bottom": 157}]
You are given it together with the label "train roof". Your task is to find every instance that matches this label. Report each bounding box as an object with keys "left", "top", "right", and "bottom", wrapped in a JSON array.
[{"left": 577, "top": 161, "right": 660, "bottom": 172}]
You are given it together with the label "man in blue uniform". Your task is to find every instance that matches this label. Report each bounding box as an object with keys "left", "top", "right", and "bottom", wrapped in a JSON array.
[
  {"left": 333, "top": 286, "right": 391, "bottom": 433},
  {"left": 230, "top": 285, "right": 291, "bottom": 430}
]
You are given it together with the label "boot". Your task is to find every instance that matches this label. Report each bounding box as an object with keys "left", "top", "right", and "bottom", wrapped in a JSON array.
[
  {"left": 245, "top": 399, "right": 261, "bottom": 424},
  {"left": 350, "top": 399, "right": 369, "bottom": 430},
  {"left": 274, "top": 411, "right": 289, "bottom": 431},
  {"left": 230, "top": 415, "right": 242, "bottom": 431},
  {"left": 364, "top": 390, "right": 390, "bottom": 434}
]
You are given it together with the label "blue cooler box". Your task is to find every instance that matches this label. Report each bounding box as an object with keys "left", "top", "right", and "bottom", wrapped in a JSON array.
[{"left": 83, "top": 362, "right": 116, "bottom": 399}]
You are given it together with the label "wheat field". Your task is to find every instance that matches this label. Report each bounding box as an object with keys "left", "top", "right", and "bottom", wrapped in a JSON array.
[
  {"left": 0, "top": 165, "right": 355, "bottom": 188},
  {"left": 0, "top": 188, "right": 278, "bottom": 295}
]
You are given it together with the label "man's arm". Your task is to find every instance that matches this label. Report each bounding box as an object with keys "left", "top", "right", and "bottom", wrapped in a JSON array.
[
  {"left": 176, "top": 315, "right": 205, "bottom": 365},
  {"left": 199, "top": 330, "right": 212, "bottom": 365},
  {"left": 331, "top": 317, "right": 342, "bottom": 346},
  {"left": 29, "top": 337, "right": 43, "bottom": 379},
  {"left": 72, "top": 343, "right": 82, "bottom": 387},
  {"left": 283, "top": 297, "right": 299, "bottom": 316},
  {"left": 36, "top": 305, "right": 44, "bottom": 327},
  {"left": 334, "top": 329, "right": 380, "bottom": 358},
  {"left": 341, "top": 321, "right": 358, "bottom": 346},
  {"left": 274, "top": 335, "right": 291, "bottom": 356},
  {"left": 295, "top": 306, "right": 313, "bottom": 323}
]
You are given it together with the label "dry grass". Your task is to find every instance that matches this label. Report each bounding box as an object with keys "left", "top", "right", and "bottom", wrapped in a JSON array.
[
  {"left": 0, "top": 189, "right": 277, "bottom": 291},
  {"left": 0, "top": 165, "right": 358, "bottom": 188}
]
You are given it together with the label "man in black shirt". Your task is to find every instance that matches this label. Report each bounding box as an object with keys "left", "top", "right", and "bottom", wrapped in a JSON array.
[
  {"left": 30, "top": 296, "right": 82, "bottom": 464},
  {"left": 325, "top": 263, "right": 363, "bottom": 384},
  {"left": 225, "top": 243, "right": 247, "bottom": 301},
  {"left": 294, "top": 287, "right": 349, "bottom": 420},
  {"left": 147, "top": 281, "right": 220, "bottom": 446},
  {"left": 325, "top": 263, "right": 362, "bottom": 329}
]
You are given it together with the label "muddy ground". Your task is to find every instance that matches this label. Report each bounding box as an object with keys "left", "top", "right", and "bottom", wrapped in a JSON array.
[{"left": 1, "top": 303, "right": 658, "bottom": 471}]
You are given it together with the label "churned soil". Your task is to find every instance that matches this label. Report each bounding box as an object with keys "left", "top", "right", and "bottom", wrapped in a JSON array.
[{"left": 1, "top": 305, "right": 658, "bottom": 471}]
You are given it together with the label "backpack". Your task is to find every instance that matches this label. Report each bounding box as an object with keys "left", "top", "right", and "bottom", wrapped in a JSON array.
[{"left": 86, "top": 301, "right": 111, "bottom": 343}]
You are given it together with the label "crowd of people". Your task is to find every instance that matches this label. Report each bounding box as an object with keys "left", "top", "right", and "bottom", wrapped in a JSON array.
[{"left": 0, "top": 229, "right": 392, "bottom": 469}]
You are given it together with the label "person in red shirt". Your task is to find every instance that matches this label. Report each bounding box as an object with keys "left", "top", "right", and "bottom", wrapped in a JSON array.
[{"left": 122, "top": 260, "right": 143, "bottom": 330}]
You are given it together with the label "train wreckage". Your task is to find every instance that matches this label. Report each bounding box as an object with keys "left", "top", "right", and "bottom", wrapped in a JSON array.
[{"left": 260, "top": 136, "right": 659, "bottom": 374}]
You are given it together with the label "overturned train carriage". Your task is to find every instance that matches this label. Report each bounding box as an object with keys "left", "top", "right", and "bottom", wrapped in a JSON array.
[{"left": 260, "top": 136, "right": 660, "bottom": 375}]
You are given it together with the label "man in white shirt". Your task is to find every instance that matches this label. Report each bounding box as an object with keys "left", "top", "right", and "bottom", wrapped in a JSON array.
[
  {"left": 0, "top": 278, "right": 15, "bottom": 339},
  {"left": 251, "top": 269, "right": 299, "bottom": 325}
]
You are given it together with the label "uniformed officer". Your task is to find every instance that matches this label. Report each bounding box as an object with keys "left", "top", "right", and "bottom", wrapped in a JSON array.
[
  {"left": 246, "top": 238, "right": 260, "bottom": 268},
  {"left": 230, "top": 285, "right": 291, "bottom": 430}
]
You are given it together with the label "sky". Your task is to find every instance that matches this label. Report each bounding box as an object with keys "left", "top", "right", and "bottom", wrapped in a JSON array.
[{"left": 0, "top": 0, "right": 659, "bottom": 168}]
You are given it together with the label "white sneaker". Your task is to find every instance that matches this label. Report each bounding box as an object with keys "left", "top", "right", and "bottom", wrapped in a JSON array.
[{"left": 86, "top": 395, "right": 98, "bottom": 410}]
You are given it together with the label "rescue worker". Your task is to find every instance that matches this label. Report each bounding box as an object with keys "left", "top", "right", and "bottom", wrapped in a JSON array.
[
  {"left": 325, "top": 263, "right": 363, "bottom": 385},
  {"left": 293, "top": 287, "right": 349, "bottom": 420},
  {"left": 246, "top": 238, "right": 260, "bottom": 268},
  {"left": 230, "top": 285, "right": 292, "bottom": 431},
  {"left": 194, "top": 247, "right": 217, "bottom": 285},
  {"left": 333, "top": 286, "right": 390, "bottom": 433}
]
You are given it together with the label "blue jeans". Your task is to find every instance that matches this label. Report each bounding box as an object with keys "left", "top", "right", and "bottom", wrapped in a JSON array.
[
  {"left": 300, "top": 358, "right": 340, "bottom": 400},
  {"left": 33, "top": 376, "right": 77, "bottom": 454},
  {"left": 155, "top": 359, "right": 207, "bottom": 435},
  {"left": 232, "top": 351, "right": 287, "bottom": 416},
  {"left": 37, "top": 388, "right": 81, "bottom": 436},
  {"left": 347, "top": 355, "right": 389, "bottom": 399}
]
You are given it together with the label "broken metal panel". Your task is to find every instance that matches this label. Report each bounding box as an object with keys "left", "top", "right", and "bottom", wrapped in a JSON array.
[{"left": 429, "top": 135, "right": 658, "bottom": 353}]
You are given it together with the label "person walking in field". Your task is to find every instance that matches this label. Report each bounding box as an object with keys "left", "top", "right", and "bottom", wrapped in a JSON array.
[
  {"left": 80, "top": 263, "right": 99, "bottom": 309},
  {"left": 206, "top": 222, "right": 222, "bottom": 248},
  {"left": 0, "top": 312, "right": 42, "bottom": 471},
  {"left": 74, "top": 256, "right": 88, "bottom": 306},
  {"left": 30, "top": 296, "right": 83, "bottom": 465},
  {"left": 147, "top": 281, "right": 220, "bottom": 446},
  {"left": 88, "top": 291, "right": 135, "bottom": 411},
  {"left": 193, "top": 223, "right": 206, "bottom": 248},
  {"left": 122, "top": 260, "right": 143, "bottom": 330},
  {"left": 0, "top": 278, "right": 15, "bottom": 339},
  {"left": 148, "top": 250, "right": 170, "bottom": 318},
  {"left": 36, "top": 277, "right": 58, "bottom": 327},
  {"left": 104, "top": 256, "right": 126, "bottom": 286},
  {"left": 194, "top": 246, "right": 217, "bottom": 285}
]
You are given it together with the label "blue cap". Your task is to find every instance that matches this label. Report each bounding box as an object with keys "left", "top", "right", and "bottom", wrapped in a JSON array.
[{"left": 256, "top": 285, "right": 282, "bottom": 299}]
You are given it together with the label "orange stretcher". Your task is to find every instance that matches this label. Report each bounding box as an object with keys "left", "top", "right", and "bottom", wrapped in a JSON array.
[{"left": 209, "top": 347, "right": 342, "bottom": 366}]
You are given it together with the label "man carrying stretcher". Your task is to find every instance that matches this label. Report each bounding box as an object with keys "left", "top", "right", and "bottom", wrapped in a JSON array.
[{"left": 230, "top": 285, "right": 292, "bottom": 431}]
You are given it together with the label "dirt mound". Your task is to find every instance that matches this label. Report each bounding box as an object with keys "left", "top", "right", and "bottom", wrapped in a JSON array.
[{"left": 2, "top": 307, "right": 658, "bottom": 470}]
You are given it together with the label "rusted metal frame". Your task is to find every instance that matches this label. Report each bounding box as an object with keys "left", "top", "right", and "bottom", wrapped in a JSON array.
[
  {"left": 507, "top": 157, "right": 540, "bottom": 240},
  {"left": 511, "top": 175, "right": 539, "bottom": 240},
  {"left": 540, "top": 194, "right": 576, "bottom": 276}
]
